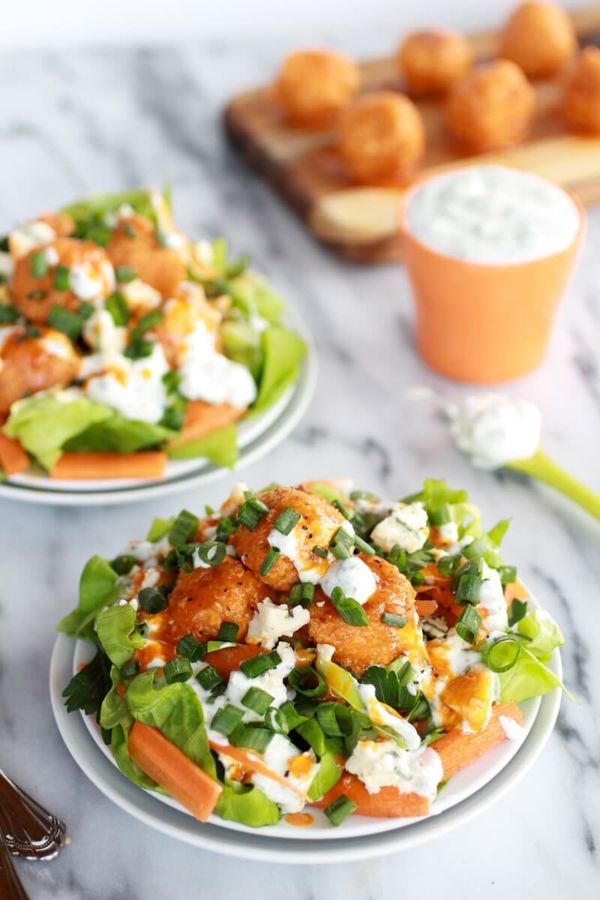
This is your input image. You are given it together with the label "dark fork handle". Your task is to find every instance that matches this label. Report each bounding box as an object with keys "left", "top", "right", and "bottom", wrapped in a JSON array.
[
  {"left": 0, "top": 831, "right": 30, "bottom": 900},
  {"left": 0, "top": 770, "right": 65, "bottom": 861}
]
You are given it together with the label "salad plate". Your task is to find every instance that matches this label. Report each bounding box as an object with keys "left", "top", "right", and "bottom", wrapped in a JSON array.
[
  {"left": 49, "top": 478, "right": 565, "bottom": 859},
  {"left": 0, "top": 189, "right": 315, "bottom": 505}
]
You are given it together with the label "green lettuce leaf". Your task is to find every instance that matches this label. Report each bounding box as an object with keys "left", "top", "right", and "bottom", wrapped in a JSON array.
[
  {"left": 167, "top": 424, "right": 239, "bottom": 467},
  {"left": 404, "top": 479, "right": 469, "bottom": 510},
  {"left": 252, "top": 327, "right": 306, "bottom": 415},
  {"left": 126, "top": 671, "right": 215, "bottom": 775},
  {"left": 214, "top": 782, "right": 281, "bottom": 828},
  {"left": 306, "top": 752, "right": 343, "bottom": 802},
  {"left": 516, "top": 610, "right": 565, "bottom": 663},
  {"left": 498, "top": 646, "right": 564, "bottom": 703},
  {"left": 110, "top": 723, "right": 157, "bottom": 789},
  {"left": 5, "top": 392, "right": 112, "bottom": 470},
  {"left": 57, "top": 555, "right": 119, "bottom": 640},
  {"left": 146, "top": 516, "right": 174, "bottom": 542},
  {"left": 64, "top": 412, "right": 175, "bottom": 454},
  {"left": 100, "top": 666, "right": 131, "bottom": 730},
  {"left": 221, "top": 319, "right": 263, "bottom": 380},
  {"left": 96, "top": 605, "right": 146, "bottom": 667},
  {"left": 61, "top": 189, "right": 163, "bottom": 226}
]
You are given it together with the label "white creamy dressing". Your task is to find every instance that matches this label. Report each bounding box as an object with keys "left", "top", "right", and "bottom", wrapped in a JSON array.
[
  {"left": 178, "top": 319, "right": 257, "bottom": 409},
  {"left": 85, "top": 342, "right": 169, "bottom": 423},
  {"left": 246, "top": 598, "right": 310, "bottom": 649},
  {"left": 358, "top": 684, "right": 421, "bottom": 750},
  {"left": 39, "top": 331, "right": 74, "bottom": 361},
  {"left": 499, "top": 714, "right": 526, "bottom": 741},
  {"left": 266, "top": 526, "right": 325, "bottom": 585},
  {"left": 477, "top": 561, "right": 509, "bottom": 633},
  {"left": 406, "top": 165, "right": 580, "bottom": 264},
  {"left": 320, "top": 556, "right": 378, "bottom": 606},
  {"left": 8, "top": 220, "right": 56, "bottom": 259},
  {"left": 120, "top": 278, "right": 162, "bottom": 312},
  {"left": 437, "top": 629, "right": 482, "bottom": 675},
  {"left": 0, "top": 251, "right": 13, "bottom": 280},
  {"left": 448, "top": 394, "right": 542, "bottom": 468},
  {"left": 70, "top": 260, "right": 115, "bottom": 301},
  {"left": 370, "top": 502, "right": 429, "bottom": 554},
  {"left": 346, "top": 739, "right": 443, "bottom": 798},
  {"left": 436, "top": 521, "right": 459, "bottom": 545}
]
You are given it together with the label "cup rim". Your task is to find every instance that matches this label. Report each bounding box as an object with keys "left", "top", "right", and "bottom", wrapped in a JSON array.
[{"left": 398, "top": 166, "right": 587, "bottom": 270}]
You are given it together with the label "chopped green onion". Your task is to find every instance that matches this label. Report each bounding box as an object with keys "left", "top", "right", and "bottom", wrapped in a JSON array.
[
  {"left": 332, "top": 499, "right": 352, "bottom": 519},
  {"left": 437, "top": 555, "right": 460, "bottom": 577},
  {"left": 353, "top": 534, "right": 376, "bottom": 557},
  {"left": 381, "top": 613, "right": 407, "bottom": 628},
  {"left": 217, "top": 622, "right": 239, "bottom": 642},
  {"left": 429, "top": 504, "right": 451, "bottom": 526},
  {"left": 330, "top": 586, "right": 370, "bottom": 627},
  {"left": 463, "top": 539, "right": 488, "bottom": 561},
  {"left": 240, "top": 650, "right": 281, "bottom": 678},
  {"left": 273, "top": 506, "right": 301, "bottom": 535},
  {"left": 29, "top": 250, "right": 48, "bottom": 278},
  {"left": 260, "top": 547, "right": 280, "bottom": 577},
  {"left": 484, "top": 636, "right": 521, "bottom": 673},
  {"left": 0, "top": 305, "right": 20, "bottom": 324},
  {"left": 176, "top": 634, "right": 206, "bottom": 661},
  {"left": 216, "top": 515, "right": 238, "bottom": 542},
  {"left": 265, "top": 701, "right": 306, "bottom": 735},
  {"left": 195, "top": 541, "right": 227, "bottom": 567},
  {"left": 137, "top": 309, "right": 163, "bottom": 333},
  {"left": 329, "top": 526, "right": 354, "bottom": 560},
  {"left": 124, "top": 336, "right": 154, "bottom": 359},
  {"left": 508, "top": 598, "right": 528, "bottom": 627},
  {"left": 287, "top": 666, "right": 326, "bottom": 698},
  {"left": 196, "top": 665, "right": 223, "bottom": 692},
  {"left": 324, "top": 794, "right": 357, "bottom": 827},
  {"left": 53, "top": 264, "right": 71, "bottom": 291},
  {"left": 105, "top": 291, "right": 130, "bottom": 326},
  {"left": 455, "top": 568, "right": 482, "bottom": 605},
  {"left": 236, "top": 498, "right": 269, "bottom": 531},
  {"left": 349, "top": 490, "right": 380, "bottom": 503},
  {"left": 110, "top": 554, "right": 136, "bottom": 575},
  {"left": 80, "top": 301, "right": 95, "bottom": 320},
  {"left": 316, "top": 702, "right": 355, "bottom": 738},
  {"left": 47, "top": 305, "right": 84, "bottom": 341},
  {"left": 229, "top": 725, "right": 272, "bottom": 752},
  {"left": 169, "top": 509, "right": 199, "bottom": 546},
  {"left": 241, "top": 687, "right": 274, "bottom": 714},
  {"left": 115, "top": 265, "right": 136, "bottom": 283},
  {"left": 456, "top": 605, "right": 481, "bottom": 644},
  {"left": 313, "top": 546, "right": 328, "bottom": 559},
  {"left": 289, "top": 582, "right": 315, "bottom": 607},
  {"left": 138, "top": 586, "right": 168, "bottom": 614},
  {"left": 164, "top": 657, "right": 193, "bottom": 684},
  {"left": 211, "top": 704, "right": 245, "bottom": 737},
  {"left": 499, "top": 565, "right": 517, "bottom": 585},
  {"left": 120, "top": 659, "right": 140, "bottom": 678}
]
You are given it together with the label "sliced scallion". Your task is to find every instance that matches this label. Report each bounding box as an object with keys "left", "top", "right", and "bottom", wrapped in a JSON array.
[
  {"left": 260, "top": 547, "right": 280, "bottom": 577},
  {"left": 47, "top": 305, "right": 84, "bottom": 342},
  {"left": 240, "top": 650, "right": 281, "bottom": 678},
  {"left": 330, "top": 586, "right": 369, "bottom": 627},
  {"left": 287, "top": 666, "right": 326, "bottom": 698},
  {"left": 229, "top": 725, "right": 272, "bottom": 752},
  {"left": 164, "top": 657, "right": 193, "bottom": 684},
  {"left": 324, "top": 794, "right": 357, "bottom": 827},
  {"left": 169, "top": 509, "right": 199, "bottom": 546},
  {"left": 105, "top": 291, "right": 130, "bottom": 326},
  {"left": 110, "top": 554, "right": 136, "bottom": 576},
  {"left": 456, "top": 605, "right": 481, "bottom": 644},
  {"left": 29, "top": 250, "right": 48, "bottom": 278},
  {"left": 484, "top": 635, "right": 521, "bottom": 673},
  {"left": 196, "top": 541, "right": 227, "bottom": 567},
  {"left": 196, "top": 665, "right": 223, "bottom": 692},
  {"left": 241, "top": 686, "right": 274, "bottom": 714},
  {"left": 273, "top": 506, "right": 301, "bottom": 535},
  {"left": 53, "top": 264, "right": 71, "bottom": 291},
  {"left": 176, "top": 634, "right": 206, "bottom": 661},
  {"left": 138, "top": 586, "right": 168, "bottom": 614},
  {"left": 329, "top": 527, "right": 354, "bottom": 560},
  {"left": 211, "top": 704, "right": 245, "bottom": 737},
  {"left": 115, "top": 265, "right": 136, "bottom": 283},
  {"left": 381, "top": 612, "right": 407, "bottom": 628},
  {"left": 216, "top": 622, "right": 239, "bottom": 643},
  {"left": 508, "top": 598, "right": 528, "bottom": 627}
]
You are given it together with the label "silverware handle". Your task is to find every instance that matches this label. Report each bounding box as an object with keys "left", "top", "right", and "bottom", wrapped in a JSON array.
[
  {"left": 0, "top": 832, "right": 30, "bottom": 900},
  {"left": 0, "top": 769, "right": 66, "bottom": 861}
]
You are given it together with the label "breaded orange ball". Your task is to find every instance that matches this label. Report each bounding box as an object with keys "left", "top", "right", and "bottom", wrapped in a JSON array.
[
  {"left": 446, "top": 60, "right": 535, "bottom": 151},
  {"left": 396, "top": 29, "right": 473, "bottom": 96},
  {"left": 273, "top": 50, "right": 360, "bottom": 126},
  {"left": 499, "top": 1, "right": 576, "bottom": 79},
  {"left": 107, "top": 213, "right": 186, "bottom": 299},
  {"left": 0, "top": 326, "right": 81, "bottom": 415},
  {"left": 337, "top": 92, "right": 425, "bottom": 183},
  {"left": 564, "top": 47, "right": 600, "bottom": 135}
]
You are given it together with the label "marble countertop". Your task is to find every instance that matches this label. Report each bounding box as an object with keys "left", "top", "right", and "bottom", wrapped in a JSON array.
[{"left": 0, "top": 33, "right": 599, "bottom": 900}]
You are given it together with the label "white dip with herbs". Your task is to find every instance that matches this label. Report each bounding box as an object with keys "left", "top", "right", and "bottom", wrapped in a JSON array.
[
  {"left": 406, "top": 165, "right": 579, "bottom": 264},
  {"left": 447, "top": 394, "right": 542, "bottom": 468}
]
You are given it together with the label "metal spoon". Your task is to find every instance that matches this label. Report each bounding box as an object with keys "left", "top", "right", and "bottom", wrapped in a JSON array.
[
  {"left": 0, "top": 769, "right": 66, "bottom": 860},
  {"left": 0, "top": 831, "right": 30, "bottom": 900}
]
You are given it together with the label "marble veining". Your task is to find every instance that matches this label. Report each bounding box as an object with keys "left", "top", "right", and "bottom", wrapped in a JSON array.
[{"left": 0, "top": 31, "right": 599, "bottom": 900}]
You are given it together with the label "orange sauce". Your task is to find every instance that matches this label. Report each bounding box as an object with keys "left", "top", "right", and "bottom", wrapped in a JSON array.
[{"left": 285, "top": 813, "right": 314, "bottom": 828}]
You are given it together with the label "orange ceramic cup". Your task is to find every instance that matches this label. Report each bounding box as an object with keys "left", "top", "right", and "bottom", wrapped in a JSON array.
[{"left": 399, "top": 181, "right": 586, "bottom": 383}]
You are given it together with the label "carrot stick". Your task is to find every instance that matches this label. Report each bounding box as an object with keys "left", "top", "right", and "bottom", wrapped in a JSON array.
[
  {"left": 169, "top": 401, "right": 246, "bottom": 449},
  {"left": 50, "top": 451, "right": 167, "bottom": 480},
  {"left": 203, "top": 644, "right": 265, "bottom": 681},
  {"left": 434, "top": 701, "right": 524, "bottom": 780},
  {"left": 313, "top": 772, "right": 430, "bottom": 818},
  {"left": 0, "top": 432, "right": 29, "bottom": 476},
  {"left": 128, "top": 721, "right": 222, "bottom": 821}
]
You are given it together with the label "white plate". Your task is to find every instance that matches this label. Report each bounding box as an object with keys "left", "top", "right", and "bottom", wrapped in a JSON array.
[
  {"left": 49, "top": 631, "right": 562, "bottom": 862},
  {"left": 0, "top": 305, "right": 317, "bottom": 506}
]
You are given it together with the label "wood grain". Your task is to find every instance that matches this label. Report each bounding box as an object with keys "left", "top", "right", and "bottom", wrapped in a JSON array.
[{"left": 224, "top": 5, "right": 600, "bottom": 262}]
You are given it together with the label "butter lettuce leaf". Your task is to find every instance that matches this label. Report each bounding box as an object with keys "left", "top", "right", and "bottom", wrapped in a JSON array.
[
  {"left": 214, "top": 782, "right": 281, "bottom": 828},
  {"left": 57, "top": 555, "right": 119, "bottom": 640},
  {"left": 4, "top": 392, "right": 112, "bottom": 470},
  {"left": 252, "top": 326, "right": 306, "bottom": 415},
  {"left": 64, "top": 411, "right": 175, "bottom": 455},
  {"left": 498, "top": 646, "right": 564, "bottom": 703},
  {"left": 167, "top": 423, "right": 238, "bottom": 467},
  {"left": 516, "top": 610, "right": 564, "bottom": 663},
  {"left": 61, "top": 188, "right": 165, "bottom": 227},
  {"left": 96, "top": 605, "right": 146, "bottom": 668}
]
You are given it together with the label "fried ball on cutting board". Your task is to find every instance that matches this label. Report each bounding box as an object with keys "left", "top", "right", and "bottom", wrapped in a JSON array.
[
  {"left": 564, "top": 47, "right": 600, "bottom": 135},
  {"left": 337, "top": 91, "right": 425, "bottom": 183},
  {"left": 273, "top": 50, "right": 360, "bottom": 126},
  {"left": 499, "top": 1, "right": 576, "bottom": 79},
  {"left": 446, "top": 60, "right": 535, "bottom": 152},
  {"left": 396, "top": 29, "right": 473, "bottom": 96}
]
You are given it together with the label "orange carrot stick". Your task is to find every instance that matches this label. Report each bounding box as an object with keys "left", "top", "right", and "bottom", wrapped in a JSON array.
[
  {"left": 434, "top": 701, "right": 524, "bottom": 780},
  {"left": 169, "top": 401, "right": 246, "bottom": 448},
  {"left": 313, "top": 772, "right": 430, "bottom": 818},
  {"left": 128, "top": 721, "right": 222, "bottom": 822},
  {"left": 0, "top": 432, "right": 29, "bottom": 476},
  {"left": 50, "top": 451, "right": 167, "bottom": 480}
]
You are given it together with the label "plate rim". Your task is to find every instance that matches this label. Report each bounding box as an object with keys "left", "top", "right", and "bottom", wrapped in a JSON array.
[
  {"left": 49, "top": 632, "right": 562, "bottom": 863},
  {"left": 0, "top": 303, "right": 317, "bottom": 506}
]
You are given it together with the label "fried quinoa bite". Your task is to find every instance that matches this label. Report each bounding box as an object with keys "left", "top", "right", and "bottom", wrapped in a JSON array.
[
  {"left": 337, "top": 91, "right": 425, "bottom": 184},
  {"left": 564, "top": 47, "right": 600, "bottom": 135},
  {"left": 272, "top": 49, "right": 360, "bottom": 127},
  {"left": 499, "top": 1, "right": 576, "bottom": 79},
  {"left": 396, "top": 29, "right": 473, "bottom": 96},
  {"left": 0, "top": 326, "right": 81, "bottom": 415},
  {"left": 106, "top": 212, "right": 186, "bottom": 298},
  {"left": 445, "top": 60, "right": 535, "bottom": 152}
]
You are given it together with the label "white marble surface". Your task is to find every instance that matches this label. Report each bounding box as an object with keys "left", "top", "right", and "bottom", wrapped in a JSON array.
[{"left": 0, "top": 33, "right": 599, "bottom": 900}]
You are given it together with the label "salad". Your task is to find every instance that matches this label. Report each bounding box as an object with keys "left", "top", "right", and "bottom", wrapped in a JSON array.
[
  {"left": 0, "top": 190, "right": 305, "bottom": 480},
  {"left": 59, "top": 479, "right": 565, "bottom": 828}
]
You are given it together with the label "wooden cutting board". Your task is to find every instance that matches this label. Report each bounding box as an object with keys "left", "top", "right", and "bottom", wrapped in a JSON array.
[{"left": 224, "top": 5, "right": 600, "bottom": 262}]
